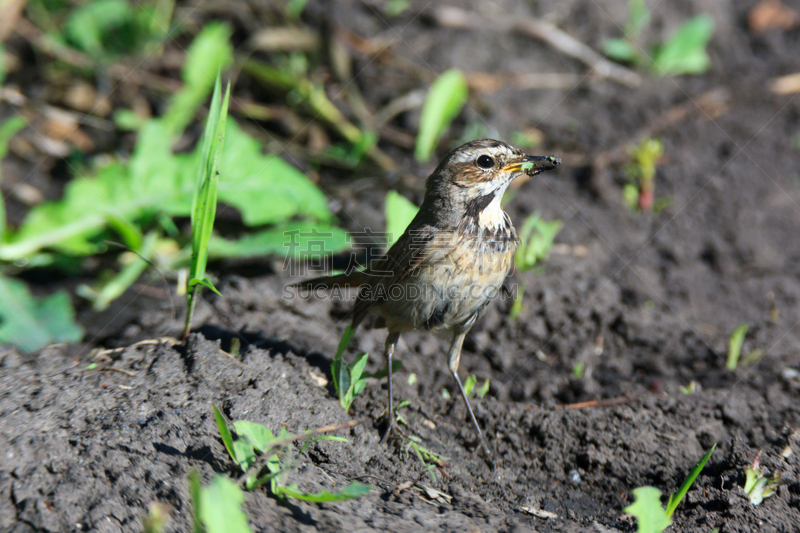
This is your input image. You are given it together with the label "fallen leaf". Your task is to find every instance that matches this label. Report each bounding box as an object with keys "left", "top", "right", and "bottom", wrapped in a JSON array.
[{"left": 749, "top": 0, "right": 800, "bottom": 32}]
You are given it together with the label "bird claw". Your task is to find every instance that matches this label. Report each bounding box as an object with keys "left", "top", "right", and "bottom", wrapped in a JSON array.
[{"left": 380, "top": 415, "right": 409, "bottom": 445}]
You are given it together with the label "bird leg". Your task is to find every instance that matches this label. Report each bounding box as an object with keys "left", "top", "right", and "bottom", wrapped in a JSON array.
[
  {"left": 380, "top": 331, "right": 405, "bottom": 443},
  {"left": 447, "top": 331, "right": 492, "bottom": 457}
]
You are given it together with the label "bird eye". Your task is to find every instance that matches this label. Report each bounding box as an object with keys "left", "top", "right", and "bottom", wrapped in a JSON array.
[{"left": 476, "top": 155, "right": 495, "bottom": 169}]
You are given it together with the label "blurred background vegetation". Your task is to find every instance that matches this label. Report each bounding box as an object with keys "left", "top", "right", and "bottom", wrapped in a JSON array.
[{"left": 0, "top": 0, "right": 745, "bottom": 352}]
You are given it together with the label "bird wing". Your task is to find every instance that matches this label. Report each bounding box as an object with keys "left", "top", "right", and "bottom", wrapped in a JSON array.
[{"left": 351, "top": 222, "right": 455, "bottom": 326}]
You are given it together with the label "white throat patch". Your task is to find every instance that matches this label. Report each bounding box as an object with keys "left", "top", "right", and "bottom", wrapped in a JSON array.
[{"left": 477, "top": 181, "right": 511, "bottom": 230}]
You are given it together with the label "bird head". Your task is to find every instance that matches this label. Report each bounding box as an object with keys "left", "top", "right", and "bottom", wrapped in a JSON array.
[{"left": 424, "top": 139, "right": 560, "bottom": 224}]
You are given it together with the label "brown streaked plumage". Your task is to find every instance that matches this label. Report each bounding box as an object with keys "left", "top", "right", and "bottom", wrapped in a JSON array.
[{"left": 292, "top": 139, "right": 560, "bottom": 456}]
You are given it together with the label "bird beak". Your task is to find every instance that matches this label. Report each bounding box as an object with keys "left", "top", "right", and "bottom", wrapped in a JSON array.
[{"left": 503, "top": 155, "right": 561, "bottom": 176}]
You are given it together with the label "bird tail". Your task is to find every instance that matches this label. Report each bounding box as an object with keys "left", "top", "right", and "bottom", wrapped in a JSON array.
[{"left": 288, "top": 270, "right": 369, "bottom": 290}]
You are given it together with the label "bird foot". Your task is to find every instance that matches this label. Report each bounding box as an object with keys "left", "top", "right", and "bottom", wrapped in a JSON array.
[{"left": 379, "top": 415, "right": 409, "bottom": 445}]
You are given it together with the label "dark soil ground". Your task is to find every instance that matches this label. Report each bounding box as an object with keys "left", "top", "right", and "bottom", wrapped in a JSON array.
[{"left": 3, "top": 0, "right": 800, "bottom": 531}]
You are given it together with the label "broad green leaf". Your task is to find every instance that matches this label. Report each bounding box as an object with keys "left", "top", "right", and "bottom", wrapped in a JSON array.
[
  {"left": 665, "top": 444, "right": 715, "bottom": 517},
  {"left": 208, "top": 224, "right": 349, "bottom": 260},
  {"left": 162, "top": 23, "right": 233, "bottom": 136},
  {"left": 64, "top": 0, "right": 133, "bottom": 56},
  {"left": 415, "top": 69, "right": 468, "bottom": 162},
  {"left": 651, "top": 15, "right": 714, "bottom": 77},
  {"left": 602, "top": 38, "right": 639, "bottom": 63},
  {"left": 212, "top": 405, "right": 237, "bottom": 464},
  {"left": 216, "top": 122, "right": 331, "bottom": 226},
  {"left": 276, "top": 481, "right": 372, "bottom": 502},
  {"left": 198, "top": 475, "right": 253, "bottom": 533},
  {"left": 233, "top": 420, "right": 276, "bottom": 453},
  {"left": 232, "top": 438, "right": 257, "bottom": 471},
  {"left": 348, "top": 353, "right": 369, "bottom": 400},
  {"left": 384, "top": 191, "right": 418, "bottom": 248},
  {"left": 624, "top": 487, "right": 671, "bottom": 533},
  {"left": 349, "top": 352, "right": 369, "bottom": 383},
  {"left": 1, "top": 120, "right": 334, "bottom": 261},
  {"left": 0, "top": 275, "right": 84, "bottom": 353}
]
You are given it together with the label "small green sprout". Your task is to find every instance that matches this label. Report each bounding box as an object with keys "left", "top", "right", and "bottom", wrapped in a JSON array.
[
  {"left": 407, "top": 373, "right": 418, "bottom": 385},
  {"left": 211, "top": 405, "right": 370, "bottom": 501},
  {"left": 392, "top": 398, "right": 412, "bottom": 426},
  {"left": 402, "top": 436, "right": 448, "bottom": 482},
  {"left": 384, "top": 0, "right": 410, "bottom": 17},
  {"left": 726, "top": 323, "right": 748, "bottom": 370},
  {"left": 651, "top": 16, "right": 715, "bottom": 77},
  {"left": 476, "top": 377, "right": 491, "bottom": 398},
  {"left": 515, "top": 212, "right": 563, "bottom": 270},
  {"left": 509, "top": 283, "right": 525, "bottom": 321},
  {"left": 680, "top": 381, "right": 697, "bottom": 394},
  {"left": 331, "top": 325, "right": 401, "bottom": 411},
  {"left": 142, "top": 501, "right": 170, "bottom": 533},
  {"left": 462, "top": 375, "right": 490, "bottom": 399},
  {"left": 463, "top": 375, "right": 478, "bottom": 397},
  {"left": 625, "top": 444, "right": 715, "bottom": 532},
  {"left": 603, "top": 2, "right": 714, "bottom": 78},
  {"left": 624, "top": 138, "right": 663, "bottom": 212},
  {"left": 572, "top": 361, "right": 586, "bottom": 378},
  {"left": 744, "top": 452, "right": 780, "bottom": 505}
]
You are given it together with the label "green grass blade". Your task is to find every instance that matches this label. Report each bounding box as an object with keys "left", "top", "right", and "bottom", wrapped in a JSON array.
[
  {"left": 190, "top": 76, "right": 230, "bottom": 283},
  {"left": 188, "top": 471, "right": 203, "bottom": 533},
  {"left": 276, "top": 481, "right": 372, "bottom": 502},
  {"left": 92, "top": 232, "right": 158, "bottom": 311},
  {"left": 0, "top": 116, "right": 27, "bottom": 239},
  {"left": 414, "top": 69, "right": 468, "bottom": 162},
  {"left": 726, "top": 324, "right": 748, "bottom": 370},
  {"left": 212, "top": 404, "right": 237, "bottom": 464},
  {"left": 184, "top": 75, "right": 230, "bottom": 338},
  {"left": 665, "top": 443, "right": 716, "bottom": 517}
]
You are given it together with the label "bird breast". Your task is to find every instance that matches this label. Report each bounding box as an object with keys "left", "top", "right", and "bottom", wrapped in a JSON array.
[{"left": 377, "top": 216, "right": 517, "bottom": 334}]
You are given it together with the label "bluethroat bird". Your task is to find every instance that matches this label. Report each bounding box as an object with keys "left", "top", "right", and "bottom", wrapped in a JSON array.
[{"left": 292, "top": 139, "right": 560, "bottom": 455}]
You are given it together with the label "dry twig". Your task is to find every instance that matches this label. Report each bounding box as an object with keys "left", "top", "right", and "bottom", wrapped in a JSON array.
[{"left": 430, "top": 6, "right": 641, "bottom": 88}]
